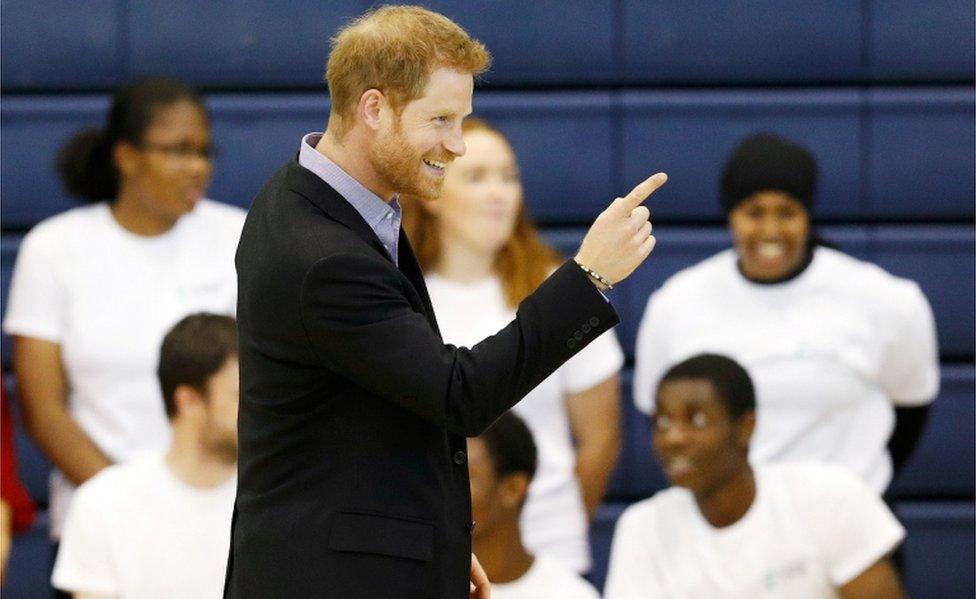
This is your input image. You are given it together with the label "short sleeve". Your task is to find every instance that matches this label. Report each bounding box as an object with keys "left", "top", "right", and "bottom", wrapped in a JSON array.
[
  {"left": 603, "top": 506, "right": 668, "bottom": 599},
  {"left": 561, "top": 328, "right": 624, "bottom": 393},
  {"left": 802, "top": 466, "right": 905, "bottom": 586},
  {"left": 51, "top": 479, "right": 120, "bottom": 595},
  {"left": 2, "top": 225, "right": 68, "bottom": 342},
  {"left": 877, "top": 282, "right": 940, "bottom": 406},
  {"left": 632, "top": 290, "right": 673, "bottom": 415}
]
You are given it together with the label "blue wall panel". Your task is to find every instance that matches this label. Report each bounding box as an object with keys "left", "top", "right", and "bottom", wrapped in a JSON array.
[
  {"left": 1, "top": 2, "right": 120, "bottom": 90},
  {"left": 619, "top": 90, "right": 865, "bottom": 221},
  {"left": 891, "top": 366, "right": 976, "bottom": 499},
  {"left": 868, "top": 0, "right": 976, "bottom": 82},
  {"left": 867, "top": 89, "right": 976, "bottom": 219},
  {"left": 620, "top": 1, "right": 863, "bottom": 84},
  {"left": 0, "top": 97, "right": 107, "bottom": 229},
  {"left": 207, "top": 94, "right": 331, "bottom": 209},
  {"left": 126, "top": 1, "right": 366, "bottom": 88},
  {"left": 475, "top": 92, "right": 615, "bottom": 223}
]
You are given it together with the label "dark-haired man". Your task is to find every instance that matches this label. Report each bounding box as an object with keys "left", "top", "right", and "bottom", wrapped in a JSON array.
[
  {"left": 469, "top": 412, "right": 598, "bottom": 599},
  {"left": 53, "top": 314, "right": 238, "bottom": 599},
  {"left": 605, "top": 354, "right": 905, "bottom": 599}
]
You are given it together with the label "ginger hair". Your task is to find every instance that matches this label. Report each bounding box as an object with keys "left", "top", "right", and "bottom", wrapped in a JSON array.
[
  {"left": 402, "top": 118, "right": 562, "bottom": 309},
  {"left": 326, "top": 5, "right": 491, "bottom": 138}
]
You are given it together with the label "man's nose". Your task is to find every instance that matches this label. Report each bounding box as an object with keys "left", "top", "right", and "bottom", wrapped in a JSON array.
[{"left": 444, "top": 122, "right": 466, "bottom": 157}]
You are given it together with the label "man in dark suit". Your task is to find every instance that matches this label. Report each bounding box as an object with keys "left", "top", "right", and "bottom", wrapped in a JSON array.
[{"left": 225, "top": 6, "right": 666, "bottom": 599}]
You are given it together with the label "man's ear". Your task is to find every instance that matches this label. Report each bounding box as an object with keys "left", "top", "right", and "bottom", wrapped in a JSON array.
[
  {"left": 735, "top": 412, "right": 756, "bottom": 449},
  {"left": 358, "top": 89, "right": 386, "bottom": 132},
  {"left": 172, "top": 384, "right": 205, "bottom": 419},
  {"left": 499, "top": 473, "right": 530, "bottom": 510},
  {"left": 114, "top": 141, "right": 140, "bottom": 178}
]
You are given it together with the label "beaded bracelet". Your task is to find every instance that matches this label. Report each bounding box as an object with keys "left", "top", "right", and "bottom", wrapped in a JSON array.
[{"left": 575, "top": 261, "right": 613, "bottom": 290}]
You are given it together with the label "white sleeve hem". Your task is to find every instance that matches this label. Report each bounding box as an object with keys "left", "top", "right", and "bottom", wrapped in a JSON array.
[
  {"left": 2, "top": 318, "right": 63, "bottom": 343},
  {"left": 831, "top": 527, "right": 905, "bottom": 586}
]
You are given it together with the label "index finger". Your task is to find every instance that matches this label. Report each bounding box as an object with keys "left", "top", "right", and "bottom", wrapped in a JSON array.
[{"left": 621, "top": 172, "right": 667, "bottom": 211}]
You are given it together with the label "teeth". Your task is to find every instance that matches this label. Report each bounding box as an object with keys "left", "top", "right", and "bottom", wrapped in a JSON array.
[
  {"left": 423, "top": 159, "right": 446, "bottom": 170},
  {"left": 668, "top": 457, "right": 692, "bottom": 470},
  {"left": 757, "top": 242, "right": 785, "bottom": 258}
]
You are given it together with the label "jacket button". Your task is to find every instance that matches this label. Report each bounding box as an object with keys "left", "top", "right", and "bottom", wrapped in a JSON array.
[
  {"left": 589, "top": 317, "right": 600, "bottom": 327},
  {"left": 581, "top": 324, "right": 591, "bottom": 333},
  {"left": 573, "top": 330, "right": 584, "bottom": 340},
  {"left": 453, "top": 450, "right": 467, "bottom": 465},
  {"left": 467, "top": 520, "right": 476, "bottom": 533},
  {"left": 566, "top": 339, "right": 577, "bottom": 349}
]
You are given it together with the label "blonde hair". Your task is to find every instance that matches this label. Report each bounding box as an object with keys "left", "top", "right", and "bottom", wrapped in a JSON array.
[
  {"left": 402, "top": 118, "right": 562, "bottom": 309},
  {"left": 326, "top": 5, "right": 491, "bottom": 138}
]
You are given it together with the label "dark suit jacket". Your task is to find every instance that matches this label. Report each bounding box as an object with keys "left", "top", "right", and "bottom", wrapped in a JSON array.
[{"left": 224, "top": 160, "right": 618, "bottom": 598}]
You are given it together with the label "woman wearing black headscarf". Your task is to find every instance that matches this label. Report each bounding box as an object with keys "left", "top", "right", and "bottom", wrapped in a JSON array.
[{"left": 632, "top": 133, "right": 938, "bottom": 495}]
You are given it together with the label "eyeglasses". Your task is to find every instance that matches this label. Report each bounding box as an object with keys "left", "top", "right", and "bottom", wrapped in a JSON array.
[{"left": 138, "top": 141, "right": 219, "bottom": 161}]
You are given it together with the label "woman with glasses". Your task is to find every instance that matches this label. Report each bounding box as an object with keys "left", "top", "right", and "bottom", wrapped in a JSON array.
[{"left": 3, "top": 77, "right": 245, "bottom": 544}]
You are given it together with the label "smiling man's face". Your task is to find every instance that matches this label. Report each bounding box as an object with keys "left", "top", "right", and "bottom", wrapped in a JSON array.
[{"left": 369, "top": 67, "right": 473, "bottom": 200}]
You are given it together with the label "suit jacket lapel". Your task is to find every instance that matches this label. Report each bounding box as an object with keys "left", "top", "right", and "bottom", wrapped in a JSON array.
[
  {"left": 286, "top": 160, "right": 390, "bottom": 260},
  {"left": 398, "top": 229, "right": 441, "bottom": 336},
  {"left": 287, "top": 160, "right": 440, "bottom": 332}
]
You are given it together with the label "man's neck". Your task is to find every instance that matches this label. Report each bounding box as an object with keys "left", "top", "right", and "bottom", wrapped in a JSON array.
[
  {"left": 693, "top": 464, "right": 756, "bottom": 528},
  {"left": 165, "top": 431, "right": 236, "bottom": 489},
  {"left": 316, "top": 129, "right": 395, "bottom": 203},
  {"left": 472, "top": 523, "right": 534, "bottom": 584}
]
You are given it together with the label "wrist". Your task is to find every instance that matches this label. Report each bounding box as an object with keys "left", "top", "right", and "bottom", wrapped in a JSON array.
[{"left": 573, "top": 258, "right": 612, "bottom": 291}]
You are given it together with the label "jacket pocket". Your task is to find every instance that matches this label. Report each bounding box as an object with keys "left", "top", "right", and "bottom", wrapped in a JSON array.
[{"left": 328, "top": 511, "right": 434, "bottom": 562}]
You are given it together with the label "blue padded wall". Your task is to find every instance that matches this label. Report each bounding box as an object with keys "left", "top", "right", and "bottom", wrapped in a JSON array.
[
  {"left": 619, "top": 90, "right": 864, "bottom": 221},
  {"left": 0, "top": 2, "right": 121, "bottom": 90},
  {"left": 620, "top": 1, "right": 863, "bottom": 84},
  {"left": 0, "top": 97, "right": 107, "bottom": 229},
  {"left": 207, "top": 94, "right": 331, "bottom": 210},
  {"left": 5, "top": 2, "right": 973, "bottom": 90},
  {"left": 425, "top": 1, "right": 616, "bottom": 85},
  {"left": 126, "top": 1, "right": 364, "bottom": 88},
  {"left": 867, "top": 89, "right": 976, "bottom": 219},
  {"left": 5, "top": 89, "right": 972, "bottom": 228},
  {"left": 891, "top": 366, "right": 976, "bottom": 499},
  {"left": 897, "top": 502, "right": 976, "bottom": 599},
  {"left": 868, "top": 0, "right": 976, "bottom": 82},
  {"left": 475, "top": 93, "right": 615, "bottom": 223}
]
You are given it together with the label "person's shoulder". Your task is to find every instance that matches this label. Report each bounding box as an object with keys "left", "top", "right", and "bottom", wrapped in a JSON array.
[
  {"left": 531, "top": 557, "right": 600, "bottom": 599},
  {"left": 22, "top": 203, "right": 106, "bottom": 248},
  {"left": 654, "top": 248, "right": 736, "bottom": 301},
  {"left": 191, "top": 199, "right": 247, "bottom": 227},
  {"left": 618, "top": 487, "right": 689, "bottom": 531},
  {"left": 760, "top": 462, "right": 872, "bottom": 509},
  {"left": 813, "top": 246, "right": 927, "bottom": 308},
  {"left": 814, "top": 247, "right": 917, "bottom": 293},
  {"left": 73, "top": 455, "right": 156, "bottom": 508}
]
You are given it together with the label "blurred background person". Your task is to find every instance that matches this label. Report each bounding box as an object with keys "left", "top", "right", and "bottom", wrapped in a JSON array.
[
  {"left": 633, "top": 133, "right": 939, "bottom": 494},
  {"left": 2, "top": 76, "right": 246, "bottom": 548},
  {"left": 402, "top": 117, "right": 624, "bottom": 574},
  {"left": 605, "top": 353, "right": 905, "bottom": 598},
  {"left": 1, "top": 372, "right": 37, "bottom": 586},
  {"left": 469, "top": 411, "right": 599, "bottom": 599},
  {"left": 51, "top": 313, "right": 238, "bottom": 599}
]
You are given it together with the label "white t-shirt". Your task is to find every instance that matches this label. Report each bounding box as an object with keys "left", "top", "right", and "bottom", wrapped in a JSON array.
[
  {"left": 604, "top": 463, "right": 905, "bottom": 599},
  {"left": 492, "top": 556, "right": 601, "bottom": 599},
  {"left": 52, "top": 452, "right": 236, "bottom": 599},
  {"left": 3, "top": 200, "right": 245, "bottom": 536},
  {"left": 425, "top": 273, "right": 625, "bottom": 573},
  {"left": 633, "top": 247, "right": 939, "bottom": 491}
]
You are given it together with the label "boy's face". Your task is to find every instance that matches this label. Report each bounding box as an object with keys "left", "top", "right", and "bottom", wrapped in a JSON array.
[{"left": 653, "top": 378, "right": 752, "bottom": 495}]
